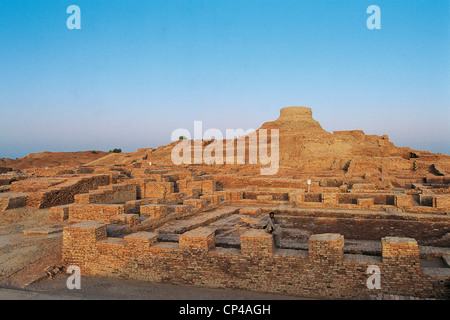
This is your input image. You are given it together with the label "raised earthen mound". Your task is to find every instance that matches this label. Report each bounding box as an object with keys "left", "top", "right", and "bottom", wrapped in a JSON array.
[{"left": 0, "top": 151, "right": 109, "bottom": 171}]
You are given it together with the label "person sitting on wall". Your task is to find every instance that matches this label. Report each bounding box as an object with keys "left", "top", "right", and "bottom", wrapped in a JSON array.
[{"left": 263, "top": 212, "right": 282, "bottom": 247}]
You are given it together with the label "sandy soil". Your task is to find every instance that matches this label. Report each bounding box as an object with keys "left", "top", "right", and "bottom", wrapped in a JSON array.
[
  {"left": 0, "top": 151, "right": 109, "bottom": 170},
  {"left": 25, "top": 275, "right": 308, "bottom": 300},
  {"left": 0, "top": 207, "right": 63, "bottom": 288}
]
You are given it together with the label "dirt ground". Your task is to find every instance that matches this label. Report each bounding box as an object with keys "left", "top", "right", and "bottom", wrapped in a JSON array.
[
  {"left": 24, "top": 275, "right": 307, "bottom": 300},
  {"left": 0, "top": 207, "right": 63, "bottom": 288}
]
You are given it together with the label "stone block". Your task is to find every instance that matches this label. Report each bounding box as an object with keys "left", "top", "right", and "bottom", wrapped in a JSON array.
[
  {"left": 140, "top": 204, "right": 168, "bottom": 219},
  {"left": 179, "top": 227, "right": 215, "bottom": 252},
  {"left": 240, "top": 229, "right": 274, "bottom": 256}
]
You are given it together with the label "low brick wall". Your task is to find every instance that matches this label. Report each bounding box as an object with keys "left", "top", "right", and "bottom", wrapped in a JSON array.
[
  {"left": 62, "top": 225, "right": 450, "bottom": 299},
  {"left": 0, "top": 193, "right": 28, "bottom": 212},
  {"left": 48, "top": 205, "right": 70, "bottom": 222},
  {"left": 68, "top": 204, "right": 125, "bottom": 222},
  {"left": 140, "top": 204, "right": 168, "bottom": 219},
  {"left": 74, "top": 183, "right": 136, "bottom": 204},
  {"left": 213, "top": 175, "right": 321, "bottom": 192},
  {"left": 338, "top": 193, "right": 396, "bottom": 206},
  {"left": 144, "top": 182, "right": 174, "bottom": 199},
  {"left": 243, "top": 191, "right": 289, "bottom": 201},
  {"left": 25, "top": 175, "right": 111, "bottom": 208}
]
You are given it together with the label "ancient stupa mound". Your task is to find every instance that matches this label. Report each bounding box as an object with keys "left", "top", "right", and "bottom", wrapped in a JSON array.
[
  {"left": 257, "top": 106, "right": 450, "bottom": 173},
  {"left": 260, "top": 106, "right": 325, "bottom": 133}
]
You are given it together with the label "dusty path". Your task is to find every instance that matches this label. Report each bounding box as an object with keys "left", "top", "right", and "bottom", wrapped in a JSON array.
[
  {"left": 24, "top": 275, "right": 309, "bottom": 300},
  {"left": 0, "top": 207, "right": 63, "bottom": 288}
]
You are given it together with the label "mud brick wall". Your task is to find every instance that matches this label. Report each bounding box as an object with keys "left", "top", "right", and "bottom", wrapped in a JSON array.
[
  {"left": 23, "top": 167, "right": 75, "bottom": 177},
  {"left": 123, "top": 199, "right": 150, "bottom": 214},
  {"left": 289, "top": 191, "right": 305, "bottom": 205},
  {"left": 320, "top": 187, "right": 341, "bottom": 193},
  {"left": 239, "top": 207, "right": 263, "bottom": 217},
  {"left": 187, "top": 180, "right": 203, "bottom": 188},
  {"left": 425, "top": 177, "right": 447, "bottom": 184},
  {"left": 162, "top": 173, "right": 180, "bottom": 182},
  {"left": 201, "top": 180, "right": 216, "bottom": 195},
  {"left": 124, "top": 178, "right": 153, "bottom": 199},
  {"left": 183, "top": 199, "right": 207, "bottom": 209},
  {"left": 130, "top": 168, "right": 151, "bottom": 178},
  {"left": 110, "top": 214, "right": 139, "bottom": 226},
  {"left": 168, "top": 204, "right": 190, "bottom": 214},
  {"left": 420, "top": 195, "right": 434, "bottom": 207},
  {"left": 213, "top": 175, "right": 321, "bottom": 192},
  {"left": 166, "top": 192, "right": 184, "bottom": 203},
  {"left": 249, "top": 178, "right": 317, "bottom": 191},
  {"left": 308, "top": 233, "right": 344, "bottom": 263},
  {"left": 74, "top": 183, "right": 136, "bottom": 205},
  {"left": 68, "top": 204, "right": 125, "bottom": 222},
  {"left": 433, "top": 196, "right": 450, "bottom": 210},
  {"left": 395, "top": 194, "right": 413, "bottom": 208},
  {"left": 322, "top": 193, "right": 338, "bottom": 206},
  {"left": 179, "top": 227, "right": 215, "bottom": 252},
  {"left": 48, "top": 205, "right": 70, "bottom": 222},
  {"left": 109, "top": 174, "right": 120, "bottom": 185},
  {"left": 25, "top": 175, "right": 112, "bottom": 208},
  {"left": 241, "top": 230, "right": 274, "bottom": 256},
  {"left": 212, "top": 176, "right": 250, "bottom": 189},
  {"left": 62, "top": 226, "right": 450, "bottom": 299},
  {"left": 200, "top": 194, "right": 223, "bottom": 205},
  {"left": 230, "top": 190, "right": 244, "bottom": 201},
  {"left": 10, "top": 178, "right": 67, "bottom": 193},
  {"left": 256, "top": 195, "right": 274, "bottom": 201},
  {"left": 0, "top": 193, "right": 28, "bottom": 212},
  {"left": 97, "top": 183, "right": 137, "bottom": 203},
  {"left": 62, "top": 222, "right": 107, "bottom": 267},
  {"left": 351, "top": 183, "right": 376, "bottom": 191},
  {"left": 338, "top": 193, "right": 395, "bottom": 205},
  {"left": 77, "top": 167, "right": 95, "bottom": 174},
  {"left": 93, "top": 167, "right": 124, "bottom": 175},
  {"left": 278, "top": 215, "right": 450, "bottom": 242},
  {"left": 214, "top": 191, "right": 232, "bottom": 201},
  {"left": 146, "top": 198, "right": 165, "bottom": 204},
  {"left": 144, "top": 182, "right": 174, "bottom": 199},
  {"left": 177, "top": 180, "right": 202, "bottom": 199},
  {"left": 305, "top": 193, "right": 322, "bottom": 203},
  {"left": 357, "top": 198, "right": 374, "bottom": 208},
  {"left": 379, "top": 237, "right": 445, "bottom": 297},
  {"left": 184, "top": 188, "right": 202, "bottom": 198},
  {"left": 124, "top": 232, "right": 158, "bottom": 252},
  {"left": 244, "top": 191, "right": 289, "bottom": 201},
  {"left": 176, "top": 179, "right": 189, "bottom": 193},
  {"left": 140, "top": 204, "right": 168, "bottom": 219},
  {"left": 274, "top": 207, "right": 450, "bottom": 222},
  {"left": 147, "top": 173, "right": 171, "bottom": 182},
  {"left": 185, "top": 179, "right": 217, "bottom": 196}
]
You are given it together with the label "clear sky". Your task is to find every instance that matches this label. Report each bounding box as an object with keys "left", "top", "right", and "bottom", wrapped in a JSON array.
[{"left": 0, "top": 0, "right": 449, "bottom": 159}]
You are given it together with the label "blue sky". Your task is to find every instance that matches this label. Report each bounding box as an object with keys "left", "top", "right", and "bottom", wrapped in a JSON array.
[{"left": 0, "top": 0, "right": 449, "bottom": 158}]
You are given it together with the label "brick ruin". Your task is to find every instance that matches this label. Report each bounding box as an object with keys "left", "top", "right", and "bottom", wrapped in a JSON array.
[{"left": 1, "top": 106, "right": 449, "bottom": 299}]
